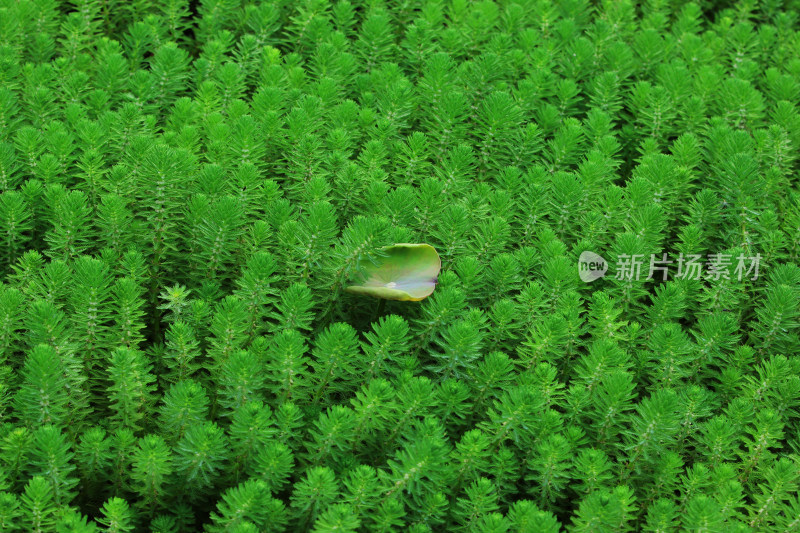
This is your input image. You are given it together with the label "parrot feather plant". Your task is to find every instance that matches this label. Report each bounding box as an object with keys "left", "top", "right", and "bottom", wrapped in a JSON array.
[{"left": 3, "top": 0, "right": 800, "bottom": 530}]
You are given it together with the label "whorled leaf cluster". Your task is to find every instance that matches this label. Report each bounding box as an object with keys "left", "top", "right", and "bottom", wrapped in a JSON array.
[{"left": 0, "top": 0, "right": 800, "bottom": 531}]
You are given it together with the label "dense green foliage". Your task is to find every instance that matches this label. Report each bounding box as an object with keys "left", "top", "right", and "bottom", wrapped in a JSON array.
[{"left": 1, "top": 0, "right": 800, "bottom": 531}]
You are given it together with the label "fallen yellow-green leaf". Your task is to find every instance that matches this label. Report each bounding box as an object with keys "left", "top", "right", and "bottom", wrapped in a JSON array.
[{"left": 345, "top": 243, "right": 441, "bottom": 301}]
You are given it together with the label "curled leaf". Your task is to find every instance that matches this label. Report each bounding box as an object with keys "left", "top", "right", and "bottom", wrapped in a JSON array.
[{"left": 345, "top": 243, "right": 441, "bottom": 301}]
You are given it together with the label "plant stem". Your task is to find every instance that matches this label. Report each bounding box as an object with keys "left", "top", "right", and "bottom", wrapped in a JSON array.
[{"left": 372, "top": 298, "right": 386, "bottom": 323}]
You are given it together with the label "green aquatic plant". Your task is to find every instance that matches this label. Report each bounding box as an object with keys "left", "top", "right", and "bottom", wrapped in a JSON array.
[{"left": 0, "top": 0, "right": 799, "bottom": 531}]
